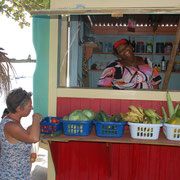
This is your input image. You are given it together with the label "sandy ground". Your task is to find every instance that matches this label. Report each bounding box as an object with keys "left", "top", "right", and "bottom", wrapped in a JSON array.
[{"left": 31, "top": 147, "right": 48, "bottom": 180}]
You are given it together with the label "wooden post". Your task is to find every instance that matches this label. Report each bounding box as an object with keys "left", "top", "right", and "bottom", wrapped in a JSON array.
[{"left": 162, "top": 18, "right": 180, "bottom": 90}]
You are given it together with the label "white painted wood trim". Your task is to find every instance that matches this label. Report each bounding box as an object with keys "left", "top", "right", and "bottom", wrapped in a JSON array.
[
  {"left": 48, "top": 16, "right": 59, "bottom": 117},
  {"left": 56, "top": 88, "right": 180, "bottom": 101},
  {"left": 51, "top": 0, "right": 180, "bottom": 9}
]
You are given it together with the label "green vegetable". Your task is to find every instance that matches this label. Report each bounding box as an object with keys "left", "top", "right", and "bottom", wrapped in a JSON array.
[
  {"left": 167, "top": 91, "right": 175, "bottom": 118},
  {"left": 176, "top": 109, "right": 180, "bottom": 118},
  {"left": 99, "top": 110, "right": 108, "bottom": 122},
  {"left": 161, "top": 106, "right": 168, "bottom": 123},
  {"left": 109, "top": 115, "right": 115, "bottom": 122},
  {"left": 114, "top": 114, "right": 123, "bottom": 122},
  {"left": 94, "top": 113, "right": 103, "bottom": 121},
  {"left": 69, "top": 110, "right": 90, "bottom": 121},
  {"left": 156, "top": 119, "right": 162, "bottom": 124},
  {"left": 63, "top": 115, "right": 69, "bottom": 120},
  {"left": 83, "top": 109, "right": 95, "bottom": 120},
  {"left": 50, "top": 130, "right": 63, "bottom": 137},
  {"left": 175, "top": 104, "right": 180, "bottom": 113}
]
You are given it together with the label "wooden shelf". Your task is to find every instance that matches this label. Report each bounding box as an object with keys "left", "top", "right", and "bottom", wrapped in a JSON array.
[
  {"left": 93, "top": 51, "right": 180, "bottom": 56},
  {"left": 40, "top": 127, "right": 180, "bottom": 147}
]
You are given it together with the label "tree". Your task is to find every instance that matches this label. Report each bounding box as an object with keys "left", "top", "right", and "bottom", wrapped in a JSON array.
[
  {"left": 0, "top": 0, "right": 50, "bottom": 95},
  {"left": 0, "top": 0, "right": 50, "bottom": 28},
  {"left": 0, "top": 48, "right": 16, "bottom": 96}
]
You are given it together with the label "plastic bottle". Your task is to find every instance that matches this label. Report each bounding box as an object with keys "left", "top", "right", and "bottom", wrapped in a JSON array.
[
  {"left": 161, "top": 56, "right": 166, "bottom": 71},
  {"left": 131, "top": 38, "right": 136, "bottom": 52},
  {"left": 166, "top": 60, "right": 169, "bottom": 71}
]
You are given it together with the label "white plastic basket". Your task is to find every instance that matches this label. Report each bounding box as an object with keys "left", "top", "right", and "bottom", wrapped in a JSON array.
[
  {"left": 128, "top": 122, "right": 162, "bottom": 140},
  {"left": 163, "top": 123, "right": 180, "bottom": 141}
]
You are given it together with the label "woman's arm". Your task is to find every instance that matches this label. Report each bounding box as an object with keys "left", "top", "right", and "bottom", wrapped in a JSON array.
[{"left": 5, "top": 113, "right": 42, "bottom": 143}]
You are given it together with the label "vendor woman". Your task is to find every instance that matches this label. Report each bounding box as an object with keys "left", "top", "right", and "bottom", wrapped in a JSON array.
[{"left": 98, "top": 39, "right": 161, "bottom": 89}]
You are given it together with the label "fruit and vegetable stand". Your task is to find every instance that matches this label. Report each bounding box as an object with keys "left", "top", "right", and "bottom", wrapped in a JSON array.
[
  {"left": 30, "top": 1, "right": 180, "bottom": 180},
  {"left": 38, "top": 89, "right": 180, "bottom": 180}
]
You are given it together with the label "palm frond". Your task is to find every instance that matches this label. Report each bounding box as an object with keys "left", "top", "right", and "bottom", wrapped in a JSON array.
[{"left": 0, "top": 48, "right": 16, "bottom": 96}]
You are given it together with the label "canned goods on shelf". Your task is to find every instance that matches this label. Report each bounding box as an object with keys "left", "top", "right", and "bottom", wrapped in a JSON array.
[{"left": 136, "top": 42, "right": 144, "bottom": 53}]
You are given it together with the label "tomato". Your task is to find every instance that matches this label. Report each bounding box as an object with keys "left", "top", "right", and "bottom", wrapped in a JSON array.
[
  {"left": 51, "top": 118, "right": 57, "bottom": 123},
  {"left": 30, "top": 158, "right": 35, "bottom": 163},
  {"left": 30, "top": 153, "right": 37, "bottom": 163}
]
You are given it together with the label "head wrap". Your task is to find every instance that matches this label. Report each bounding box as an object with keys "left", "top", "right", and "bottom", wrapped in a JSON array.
[{"left": 114, "top": 39, "right": 128, "bottom": 49}]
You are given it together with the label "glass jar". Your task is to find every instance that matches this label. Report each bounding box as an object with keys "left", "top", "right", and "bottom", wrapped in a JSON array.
[
  {"left": 164, "top": 42, "right": 172, "bottom": 54},
  {"left": 136, "top": 42, "right": 144, "bottom": 53},
  {"left": 174, "top": 61, "right": 180, "bottom": 72},
  {"left": 156, "top": 42, "right": 164, "bottom": 53},
  {"left": 146, "top": 41, "right": 153, "bottom": 53}
]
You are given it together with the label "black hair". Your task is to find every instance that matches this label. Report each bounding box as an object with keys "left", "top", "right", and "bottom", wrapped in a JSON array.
[
  {"left": 3, "top": 108, "right": 9, "bottom": 114},
  {"left": 113, "top": 39, "right": 130, "bottom": 55},
  {"left": 6, "top": 88, "right": 32, "bottom": 113},
  {"left": 1, "top": 108, "right": 9, "bottom": 118}
]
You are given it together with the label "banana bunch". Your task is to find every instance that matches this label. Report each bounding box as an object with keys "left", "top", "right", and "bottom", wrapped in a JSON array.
[
  {"left": 124, "top": 105, "right": 162, "bottom": 124},
  {"left": 124, "top": 105, "right": 144, "bottom": 123},
  {"left": 143, "top": 109, "right": 162, "bottom": 124}
]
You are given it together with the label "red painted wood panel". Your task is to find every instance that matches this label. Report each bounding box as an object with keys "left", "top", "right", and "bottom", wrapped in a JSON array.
[
  {"left": 57, "top": 97, "right": 178, "bottom": 117},
  {"left": 50, "top": 97, "right": 180, "bottom": 180}
]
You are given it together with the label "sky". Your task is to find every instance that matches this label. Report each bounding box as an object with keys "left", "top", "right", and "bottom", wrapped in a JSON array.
[
  {"left": 0, "top": 14, "right": 36, "bottom": 123},
  {"left": 0, "top": 13, "right": 36, "bottom": 60}
]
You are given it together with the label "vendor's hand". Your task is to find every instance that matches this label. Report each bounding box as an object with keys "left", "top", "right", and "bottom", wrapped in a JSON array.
[{"left": 33, "top": 113, "right": 42, "bottom": 122}]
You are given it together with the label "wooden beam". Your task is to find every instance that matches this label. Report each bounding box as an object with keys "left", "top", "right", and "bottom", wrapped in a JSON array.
[
  {"left": 111, "top": 14, "right": 123, "bottom": 18},
  {"left": 162, "top": 18, "right": 180, "bottom": 90},
  {"left": 31, "top": 8, "right": 180, "bottom": 16}
]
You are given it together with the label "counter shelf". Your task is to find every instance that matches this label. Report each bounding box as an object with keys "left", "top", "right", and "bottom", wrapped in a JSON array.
[{"left": 40, "top": 127, "right": 180, "bottom": 147}]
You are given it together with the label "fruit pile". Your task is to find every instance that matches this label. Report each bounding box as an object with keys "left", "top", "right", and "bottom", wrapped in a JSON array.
[{"left": 124, "top": 105, "right": 162, "bottom": 124}]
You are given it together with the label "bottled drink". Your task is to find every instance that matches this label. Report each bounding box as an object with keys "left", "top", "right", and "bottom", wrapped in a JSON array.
[
  {"left": 131, "top": 38, "right": 136, "bottom": 52},
  {"left": 161, "top": 56, "right": 166, "bottom": 71}
]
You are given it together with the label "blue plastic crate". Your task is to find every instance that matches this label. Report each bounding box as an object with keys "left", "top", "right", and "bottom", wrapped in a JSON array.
[
  {"left": 40, "top": 117, "right": 63, "bottom": 134},
  {"left": 95, "top": 121, "right": 127, "bottom": 137},
  {"left": 62, "top": 120, "right": 93, "bottom": 136}
]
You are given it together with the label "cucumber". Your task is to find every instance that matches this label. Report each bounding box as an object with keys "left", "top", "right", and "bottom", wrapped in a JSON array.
[
  {"left": 94, "top": 113, "right": 103, "bottom": 121},
  {"left": 99, "top": 110, "right": 108, "bottom": 122}
]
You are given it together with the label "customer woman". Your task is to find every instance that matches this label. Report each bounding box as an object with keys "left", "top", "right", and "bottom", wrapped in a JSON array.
[
  {"left": 0, "top": 88, "right": 42, "bottom": 180},
  {"left": 98, "top": 39, "right": 161, "bottom": 89}
]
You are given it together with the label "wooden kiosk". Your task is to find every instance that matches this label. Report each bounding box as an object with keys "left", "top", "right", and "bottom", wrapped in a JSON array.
[{"left": 31, "top": 1, "right": 180, "bottom": 179}]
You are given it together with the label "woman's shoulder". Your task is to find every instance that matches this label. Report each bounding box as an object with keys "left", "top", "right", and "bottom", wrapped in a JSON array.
[
  {"left": 135, "top": 56, "right": 152, "bottom": 66},
  {"left": 106, "top": 59, "right": 121, "bottom": 68}
]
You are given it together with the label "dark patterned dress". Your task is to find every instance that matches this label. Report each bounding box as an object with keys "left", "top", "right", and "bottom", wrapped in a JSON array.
[
  {"left": 98, "top": 58, "right": 161, "bottom": 89},
  {"left": 0, "top": 119, "right": 32, "bottom": 180}
]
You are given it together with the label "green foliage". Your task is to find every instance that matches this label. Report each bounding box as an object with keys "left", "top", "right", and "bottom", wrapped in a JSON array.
[{"left": 0, "top": 0, "right": 50, "bottom": 28}]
